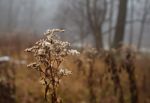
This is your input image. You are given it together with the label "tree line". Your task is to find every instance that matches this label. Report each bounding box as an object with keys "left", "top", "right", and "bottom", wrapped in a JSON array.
[
  {"left": 0, "top": 0, "right": 150, "bottom": 50},
  {"left": 53, "top": 0, "right": 150, "bottom": 50}
]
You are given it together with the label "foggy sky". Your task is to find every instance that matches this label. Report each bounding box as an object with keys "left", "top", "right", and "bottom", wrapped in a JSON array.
[{"left": 0, "top": 0, "right": 150, "bottom": 49}]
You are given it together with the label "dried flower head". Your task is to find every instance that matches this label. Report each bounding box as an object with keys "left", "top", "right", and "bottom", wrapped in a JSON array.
[
  {"left": 25, "top": 29, "right": 80, "bottom": 102},
  {"left": 59, "top": 68, "right": 72, "bottom": 76}
]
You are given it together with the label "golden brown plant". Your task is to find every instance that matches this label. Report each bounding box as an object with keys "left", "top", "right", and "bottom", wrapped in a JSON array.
[
  {"left": 74, "top": 48, "right": 101, "bottom": 103},
  {"left": 120, "top": 47, "right": 138, "bottom": 103},
  {"left": 104, "top": 50, "right": 124, "bottom": 103}
]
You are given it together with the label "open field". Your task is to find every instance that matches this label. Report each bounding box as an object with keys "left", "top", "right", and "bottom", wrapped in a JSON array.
[{"left": 0, "top": 31, "right": 150, "bottom": 103}]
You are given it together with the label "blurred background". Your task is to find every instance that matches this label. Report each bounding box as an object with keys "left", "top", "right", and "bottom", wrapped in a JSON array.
[{"left": 0, "top": 0, "right": 150, "bottom": 103}]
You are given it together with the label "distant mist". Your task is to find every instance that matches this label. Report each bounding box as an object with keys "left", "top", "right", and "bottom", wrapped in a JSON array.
[{"left": 0, "top": 0, "right": 61, "bottom": 33}]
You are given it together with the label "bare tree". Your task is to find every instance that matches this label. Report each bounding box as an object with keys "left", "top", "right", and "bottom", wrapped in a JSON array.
[
  {"left": 68, "top": 0, "right": 88, "bottom": 47},
  {"left": 108, "top": 0, "right": 114, "bottom": 48},
  {"left": 28, "top": 0, "right": 36, "bottom": 33},
  {"left": 6, "top": 0, "right": 20, "bottom": 32},
  {"left": 0, "top": 0, "right": 3, "bottom": 31},
  {"left": 53, "top": 0, "right": 107, "bottom": 50},
  {"left": 53, "top": 0, "right": 88, "bottom": 46},
  {"left": 129, "top": 0, "right": 135, "bottom": 45},
  {"left": 86, "top": 0, "right": 107, "bottom": 50},
  {"left": 112, "top": 0, "right": 128, "bottom": 48},
  {"left": 137, "top": 0, "right": 149, "bottom": 50},
  {"left": 7, "top": 0, "right": 14, "bottom": 32}
]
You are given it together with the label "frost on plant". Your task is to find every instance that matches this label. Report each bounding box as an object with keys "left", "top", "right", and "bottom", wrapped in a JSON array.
[{"left": 25, "top": 29, "right": 80, "bottom": 103}]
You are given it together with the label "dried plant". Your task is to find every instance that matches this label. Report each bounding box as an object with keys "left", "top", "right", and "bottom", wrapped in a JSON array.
[
  {"left": 75, "top": 48, "right": 100, "bottom": 103},
  {"left": 104, "top": 45, "right": 138, "bottom": 103},
  {"left": 74, "top": 45, "right": 139, "bottom": 103},
  {"left": 0, "top": 62, "right": 16, "bottom": 103},
  {"left": 83, "top": 49, "right": 98, "bottom": 103},
  {"left": 104, "top": 50, "right": 124, "bottom": 103},
  {"left": 120, "top": 47, "right": 138, "bottom": 103},
  {"left": 25, "top": 29, "right": 80, "bottom": 103}
]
